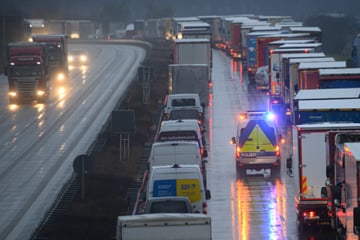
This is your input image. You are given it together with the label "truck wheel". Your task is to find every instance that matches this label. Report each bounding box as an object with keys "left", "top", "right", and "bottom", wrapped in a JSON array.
[{"left": 297, "top": 216, "right": 305, "bottom": 233}]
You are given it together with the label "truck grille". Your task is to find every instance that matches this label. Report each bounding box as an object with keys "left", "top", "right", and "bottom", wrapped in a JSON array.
[{"left": 14, "top": 77, "right": 40, "bottom": 100}]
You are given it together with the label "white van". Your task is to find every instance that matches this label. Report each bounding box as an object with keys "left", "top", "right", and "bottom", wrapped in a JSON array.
[
  {"left": 158, "top": 119, "right": 206, "bottom": 153},
  {"left": 147, "top": 164, "right": 211, "bottom": 214},
  {"left": 149, "top": 141, "right": 207, "bottom": 186},
  {"left": 163, "top": 93, "right": 203, "bottom": 116}
]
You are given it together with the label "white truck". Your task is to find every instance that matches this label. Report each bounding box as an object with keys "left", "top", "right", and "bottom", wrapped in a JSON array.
[
  {"left": 168, "top": 64, "right": 210, "bottom": 108},
  {"left": 173, "top": 38, "right": 212, "bottom": 68},
  {"left": 116, "top": 213, "right": 212, "bottom": 240}
]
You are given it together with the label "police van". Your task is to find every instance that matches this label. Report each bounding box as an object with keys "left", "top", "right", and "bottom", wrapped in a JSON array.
[{"left": 231, "top": 111, "right": 284, "bottom": 179}]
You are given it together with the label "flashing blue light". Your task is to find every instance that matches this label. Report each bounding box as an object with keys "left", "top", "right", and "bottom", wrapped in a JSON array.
[{"left": 266, "top": 112, "right": 276, "bottom": 121}]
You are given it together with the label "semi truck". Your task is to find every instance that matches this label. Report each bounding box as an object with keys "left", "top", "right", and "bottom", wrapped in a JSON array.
[
  {"left": 32, "top": 34, "right": 68, "bottom": 84},
  {"left": 268, "top": 48, "right": 320, "bottom": 111},
  {"left": 5, "top": 41, "right": 50, "bottom": 104},
  {"left": 116, "top": 213, "right": 212, "bottom": 240},
  {"left": 318, "top": 68, "right": 360, "bottom": 89},
  {"left": 245, "top": 31, "right": 282, "bottom": 78},
  {"left": 297, "top": 62, "right": 347, "bottom": 91},
  {"left": 172, "top": 38, "right": 212, "bottom": 68},
  {"left": 168, "top": 64, "right": 210, "bottom": 108},
  {"left": 291, "top": 123, "right": 360, "bottom": 232},
  {"left": 292, "top": 88, "right": 360, "bottom": 124}
]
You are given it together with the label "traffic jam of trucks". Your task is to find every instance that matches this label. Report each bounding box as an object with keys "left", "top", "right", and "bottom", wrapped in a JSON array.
[
  {"left": 10, "top": 15, "right": 360, "bottom": 240},
  {"left": 111, "top": 15, "right": 360, "bottom": 239}
]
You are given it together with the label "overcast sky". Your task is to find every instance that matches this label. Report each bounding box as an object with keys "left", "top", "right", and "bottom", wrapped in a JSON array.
[{"left": 1, "top": 0, "right": 359, "bottom": 21}]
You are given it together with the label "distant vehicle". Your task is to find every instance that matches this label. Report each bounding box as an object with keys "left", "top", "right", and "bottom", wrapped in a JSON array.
[
  {"left": 231, "top": 111, "right": 283, "bottom": 179},
  {"left": 255, "top": 65, "right": 269, "bottom": 90},
  {"left": 32, "top": 34, "right": 68, "bottom": 83},
  {"left": 68, "top": 49, "right": 88, "bottom": 66},
  {"left": 5, "top": 41, "right": 50, "bottom": 104},
  {"left": 143, "top": 197, "right": 193, "bottom": 214}
]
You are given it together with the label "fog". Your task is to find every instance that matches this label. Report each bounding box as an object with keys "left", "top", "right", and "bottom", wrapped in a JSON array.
[{"left": 1, "top": 0, "right": 360, "bottom": 22}]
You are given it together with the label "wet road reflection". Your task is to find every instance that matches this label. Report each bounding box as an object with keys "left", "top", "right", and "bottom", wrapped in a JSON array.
[{"left": 208, "top": 49, "right": 338, "bottom": 240}]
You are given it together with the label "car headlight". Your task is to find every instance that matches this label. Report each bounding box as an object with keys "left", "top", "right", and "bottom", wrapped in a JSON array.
[{"left": 57, "top": 73, "right": 65, "bottom": 81}]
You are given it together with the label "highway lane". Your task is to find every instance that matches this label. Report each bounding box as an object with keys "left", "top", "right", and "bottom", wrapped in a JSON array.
[
  {"left": 206, "top": 49, "right": 337, "bottom": 239},
  {"left": 0, "top": 43, "right": 146, "bottom": 240}
]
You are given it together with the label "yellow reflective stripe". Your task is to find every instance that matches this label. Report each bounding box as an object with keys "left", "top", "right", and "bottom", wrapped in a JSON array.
[{"left": 241, "top": 124, "right": 275, "bottom": 152}]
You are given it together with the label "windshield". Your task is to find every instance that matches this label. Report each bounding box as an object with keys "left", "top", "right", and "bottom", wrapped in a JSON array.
[
  {"left": 149, "top": 201, "right": 191, "bottom": 213},
  {"left": 9, "top": 65, "right": 42, "bottom": 77},
  {"left": 47, "top": 47, "right": 64, "bottom": 63},
  {"left": 169, "top": 110, "right": 199, "bottom": 120},
  {"left": 171, "top": 98, "right": 196, "bottom": 107},
  {"left": 158, "top": 131, "right": 200, "bottom": 146}
]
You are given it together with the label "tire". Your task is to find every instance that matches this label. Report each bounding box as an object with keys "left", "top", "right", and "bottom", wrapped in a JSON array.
[{"left": 297, "top": 215, "right": 305, "bottom": 234}]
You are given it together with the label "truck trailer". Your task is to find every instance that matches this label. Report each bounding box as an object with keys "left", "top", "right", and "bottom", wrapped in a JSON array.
[
  {"left": 291, "top": 123, "right": 360, "bottom": 232},
  {"left": 172, "top": 38, "right": 212, "bottom": 68},
  {"left": 168, "top": 64, "right": 210, "bottom": 108},
  {"left": 32, "top": 34, "right": 68, "bottom": 84}
]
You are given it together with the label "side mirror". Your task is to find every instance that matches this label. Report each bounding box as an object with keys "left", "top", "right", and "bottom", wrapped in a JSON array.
[
  {"left": 321, "top": 186, "right": 328, "bottom": 198},
  {"left": 354, "top": 207, "right": 360, "bottom": 235},
  {"left": 334, "top": 182, "right": 342, "bottom": 205},
  {"left": 202, "top": 150, "right": 208, "bottom": 158},
  {"left": 206, "top": 189, "right": 211, "bottom": 200},
  {"left": 231, "top": 137, "right": 236, "bottom": 144},
  {"left": 326, "top": 165, "right": 334, "bottom": 179}
]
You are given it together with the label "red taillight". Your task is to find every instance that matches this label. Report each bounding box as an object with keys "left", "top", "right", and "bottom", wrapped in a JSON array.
[
  {"left": 208, "top": 81, "right": 213, "bottom": 88},
  {"left": 303, "top": 211, "right": 316, "bottom": 218},
  {"left": 304, "top": 49, "right": 309, "bottom": 53},
  {"left": 236, "top": 146, "right": 241, "bottom": 158},
  {"left": 276, "top": 145, "right": 280, "bottom": 157}
]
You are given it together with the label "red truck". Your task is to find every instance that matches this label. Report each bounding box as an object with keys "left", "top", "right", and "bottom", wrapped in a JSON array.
[
  {"left": 5, "top": 41, "right": 50, "bottom": 104},
  {"left": 32, "top": 34, "right": 68, "bottom": 84}
]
